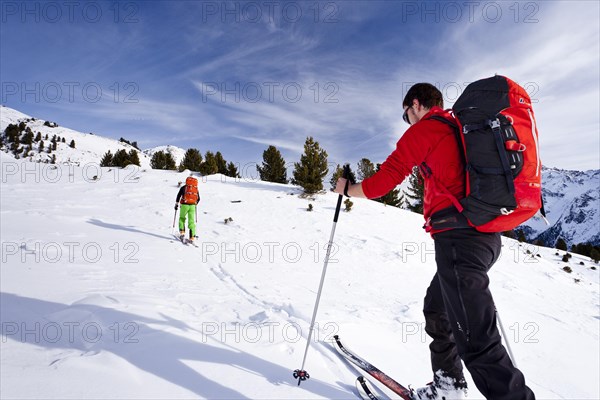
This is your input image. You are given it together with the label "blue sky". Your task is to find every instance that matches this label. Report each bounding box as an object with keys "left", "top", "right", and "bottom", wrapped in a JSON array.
[{"left": 1, "top": 1, "right": 599, "bottom": 173}]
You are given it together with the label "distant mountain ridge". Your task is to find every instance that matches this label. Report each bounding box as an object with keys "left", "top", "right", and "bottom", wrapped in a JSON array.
[
  {"left": 0, "top": 105, "right": 186, "bottom": 170},
  {"left": 1, "top": 105, "right": 598, "bottom": 246},
  {"left": 522, "top": 167, "right": 600, "bottom": 247}
]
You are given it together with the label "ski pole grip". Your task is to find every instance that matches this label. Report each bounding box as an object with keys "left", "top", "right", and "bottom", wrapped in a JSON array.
[{"left": 333, "top": 165, "right": 351, "bottom": 223}]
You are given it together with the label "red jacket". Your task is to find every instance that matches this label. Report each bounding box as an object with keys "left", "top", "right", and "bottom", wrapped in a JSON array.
[{"left": 361, "top": 107, "right": 465, "bottom": 233}]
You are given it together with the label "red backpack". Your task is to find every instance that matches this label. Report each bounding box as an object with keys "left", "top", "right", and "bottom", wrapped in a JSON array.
[
  {"left": 181, "top": 176, "right": 199, "bottom": 204},
  {"left": 426, "top": 75, "right": 544, "bottom": 232}
]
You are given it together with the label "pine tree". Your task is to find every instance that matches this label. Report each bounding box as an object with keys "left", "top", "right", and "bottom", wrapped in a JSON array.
[
  {"left": 112, "top": 149, "right": 129, "bottom": 167},
  {"left": 590, "top": 248, "right": 600, "bottom": 263},
  {"left": 151, "top": 151, "right": 166, "bottom": 169},
  {"left": 61, "top": 137, "right": 66, "bottom": 143},
  {"left": 35, "top": 132, "right": 42, "bottom": 142},
  {"left": 5, "top": 124, "right": 20, "bottom": 143},
  {"left": 376, "top": 188, "right": 404, "bottom": 207},
  {"left": 179, "top": 148, "right": 203, "bottom": 172},
  {"left": 127, "top": 149, "right": 140, "bottom": 166},
  {"left": 555, "top": 237, "right": 568, "bottom": 251},
  {"left": 215, "top": 151, "right": 228, "bottom": 175},
  {"left": 344, "top": 198, "right": 353, "bottom": 212},
  {"left": 200, "top": 151, "right": 219, "bottom": 175},
  {"left": 329, "top": 164, "right": 356, "bottom": 191},
  {"left": 119, "top": 137, "right": 139, "bottom": 150},
  {"left": 517, "top": 230, "right": 527, "bottom": 243},
  {"left": 292, "top": 136, "right": 329, "bottom": 194},
  {"left": 226, "top": 162, "right": 241, "bottom": 178},
  {"left": 38, "top": 140, "right": 45, "bottom": 153},
  {"left": 357, "top": 158, "right": 376, "bottom": 180},
  {"left": 572, "top": 243, "right": 596, "bottom": 258},
  {"left": 404, "top": 166, "right": 424, "bottom": 214},
  {"left": 257, "top": 145, "right": 288, "bottom": 183},
  {"left": 164, "top": 152, "right": 177, "bottom": 170},
  {"left": 100, "top": 151, "right": 113, "bottom": 167},
  {"left": 11, "top": 137, "right": 20, "bottom": 154},
  {"left": 372, "top": 163, "right": 403, "bottom": 207},
  {"left": 69, "top": 139, "right": 76, "bottom": 149},
  {"left": 23, "top": 131, "right": 34, "bottom": 146}
]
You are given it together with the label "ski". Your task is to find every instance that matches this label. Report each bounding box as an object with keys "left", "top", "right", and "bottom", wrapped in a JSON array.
[
  {"left": 356, "top": 376, "right": 379, "bottom": 400},
  {"left": 173, "top": 234, "right": 188, "bottom": 245},
  {"left": 333, "top": 335, "right": 414, "bottom": 400}
]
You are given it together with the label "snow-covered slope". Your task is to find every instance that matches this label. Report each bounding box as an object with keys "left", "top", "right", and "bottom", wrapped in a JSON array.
[
  {"left": 2, "top": 105, "right": 598, "bottom": 247},
  {"left": 522, "top": 167, "right": 600, "bottom": 246},
  {"left": 1, "top": 155, "right": 598, "bottom": 399},
  {"left": 0, "top": 106, "right": 30, "bottom": 126},
  {"left": 0, "top": 106, "right": 151, "bottom": 168}
]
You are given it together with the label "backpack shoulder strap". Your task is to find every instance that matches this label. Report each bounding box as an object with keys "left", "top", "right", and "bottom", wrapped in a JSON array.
[
  {"left": 427, "top": 114, "right": 459, "bottom": 130},
  {"left": 426, "top": 113, "right": 467, "bottom": 200},
  {"left": 427, "top": 113, "right": 465, "bottom": 160}
]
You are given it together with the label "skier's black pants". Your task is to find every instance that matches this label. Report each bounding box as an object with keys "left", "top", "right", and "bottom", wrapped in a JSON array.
[{"left": 423, "top": 229, "right": 535, "bottom": 400}]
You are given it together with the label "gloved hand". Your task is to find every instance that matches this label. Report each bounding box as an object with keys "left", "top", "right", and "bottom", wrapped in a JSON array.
[{"left": 174, "top": 203, "right": 179, "bottom": 210}]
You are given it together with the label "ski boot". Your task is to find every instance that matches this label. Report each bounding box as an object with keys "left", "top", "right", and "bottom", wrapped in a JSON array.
[{"left": 412, "top": 371, "right": 467, "bottom": 400}]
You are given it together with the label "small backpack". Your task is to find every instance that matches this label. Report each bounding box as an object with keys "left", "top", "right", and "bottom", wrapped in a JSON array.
[
  {"left": 182, "top": 176, "right": 199, "bottom": 204},
  {"left": 426, "top": 75, "right": 544, "bottom": 232}
]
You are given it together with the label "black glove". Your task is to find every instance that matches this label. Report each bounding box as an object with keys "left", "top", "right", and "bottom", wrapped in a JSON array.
[{"left": 174, "top": 204, "right": 179, "bottom": 210}]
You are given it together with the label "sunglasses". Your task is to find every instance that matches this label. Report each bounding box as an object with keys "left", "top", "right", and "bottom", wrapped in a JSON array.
[{"left": 402, "top": 105, "right": 412, "bottom": 125}]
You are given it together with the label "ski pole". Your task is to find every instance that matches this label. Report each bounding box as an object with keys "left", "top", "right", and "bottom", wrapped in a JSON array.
[
  {"left": 294, "top": 164, "right": 351, "bottom": 386},
  {"left": 172, "top": 207, "right": 178, "bottom": 234},
  {"left": 496, "top": 309, "right": 518, "bottom": 368}
]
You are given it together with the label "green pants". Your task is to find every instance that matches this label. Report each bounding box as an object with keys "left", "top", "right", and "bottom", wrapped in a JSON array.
[{"left": 178, "top": 204, "right": 197, "bottom": 237}]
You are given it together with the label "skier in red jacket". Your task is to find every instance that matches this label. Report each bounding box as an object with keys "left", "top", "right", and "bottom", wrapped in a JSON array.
[{"left": 334, "top": 83, "right": 535, "bottom": 400}]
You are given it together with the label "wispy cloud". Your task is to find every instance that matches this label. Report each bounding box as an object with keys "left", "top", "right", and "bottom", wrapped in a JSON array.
[
  {"left": 428, "top": 1, "right": 599, "bottom": 170},
  {"left": 1, "top": 1, "right": 597, "bottom": 170}
]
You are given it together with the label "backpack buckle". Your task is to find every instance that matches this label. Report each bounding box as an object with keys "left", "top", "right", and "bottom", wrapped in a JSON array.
[
  {"left": 490, "top": 119, "right": 501, "bottom": 130},
  {"left": 500, "top": 208, "right": 514, "bottom": 215}
]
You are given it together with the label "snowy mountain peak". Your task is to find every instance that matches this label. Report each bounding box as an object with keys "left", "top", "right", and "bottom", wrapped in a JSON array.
[
  {"left": 143, "top": 145, "right": 187, "bottom": 166},
  {"left": 0, "top": 105, "right": 152, "bottom": 168},
  {"left": 521, "top": 166, "right": 600, "bottom": 246}
]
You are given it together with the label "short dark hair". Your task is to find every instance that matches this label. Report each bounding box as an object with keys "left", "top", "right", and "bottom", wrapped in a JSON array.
[{"left": 402, "top": 83, "right": 444, "bottom": 109}]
